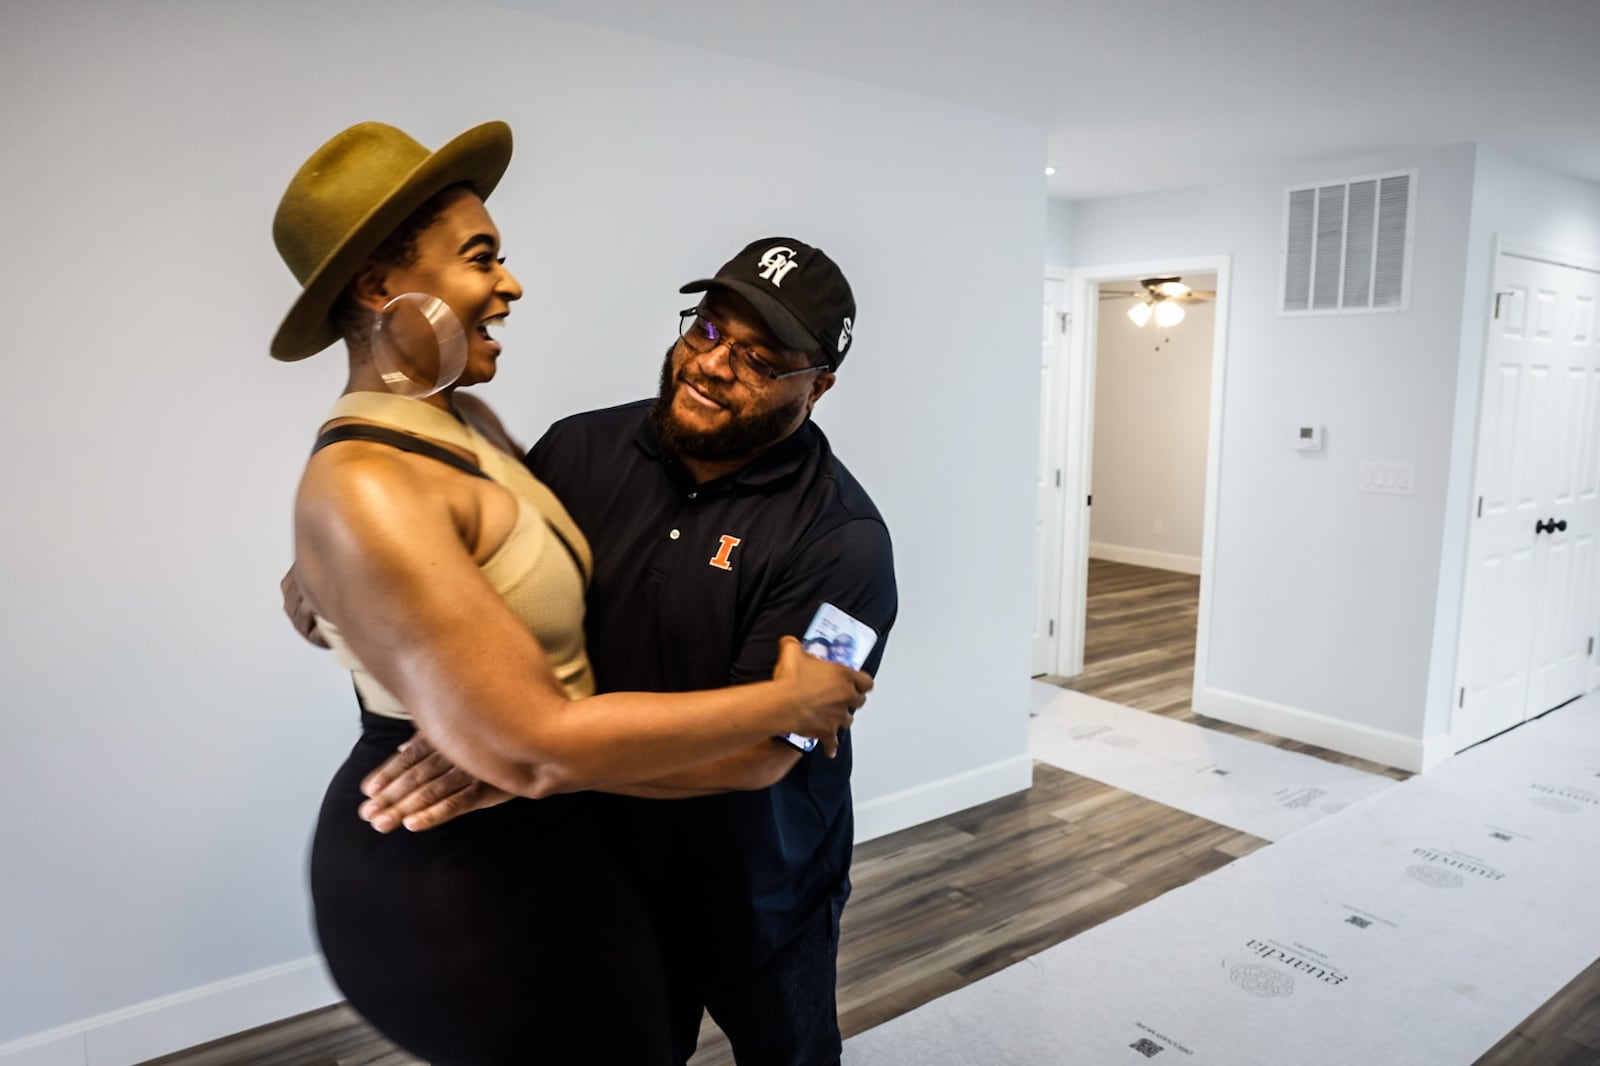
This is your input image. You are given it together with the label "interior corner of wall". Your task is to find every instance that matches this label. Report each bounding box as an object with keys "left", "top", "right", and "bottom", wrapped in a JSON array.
[{"left": 1418, "top": 731, "right": 1457, "bottom": 772}]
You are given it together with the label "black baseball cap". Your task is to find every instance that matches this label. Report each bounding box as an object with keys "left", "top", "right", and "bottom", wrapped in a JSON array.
[{"left": 680, "top": 237, "right": 857, "bottom": 369}]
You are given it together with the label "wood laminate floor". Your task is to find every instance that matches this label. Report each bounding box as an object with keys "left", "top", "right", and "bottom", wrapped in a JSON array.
[{"left": 146, "top": 560, "right": 1599, "bottom": 1065}]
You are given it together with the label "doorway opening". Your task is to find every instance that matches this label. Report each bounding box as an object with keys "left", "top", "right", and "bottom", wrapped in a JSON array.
[{"left": 1034, "top": 256, "right": 1231, "bottom": 722}]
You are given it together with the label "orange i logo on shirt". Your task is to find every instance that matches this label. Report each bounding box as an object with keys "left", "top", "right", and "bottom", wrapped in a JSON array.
[{"left": 709, "top": 534, "right": 743, "bottom": 571}]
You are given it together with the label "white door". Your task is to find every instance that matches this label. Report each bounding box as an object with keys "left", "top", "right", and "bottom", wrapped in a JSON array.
[
  {"left": 1455, "top": 253, "right": 1600, "bottom": 749},
  {"left": 1033, "top": 278, "right": 1068, "bottom": 675},
  {"left": 1526, "top": 265, "right": 1600, "bottom": 712}
]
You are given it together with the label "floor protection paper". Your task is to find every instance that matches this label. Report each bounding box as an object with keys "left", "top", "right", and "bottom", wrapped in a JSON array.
[
  {"left": 1028, "top": 682, "right": 1396, "bottom": 841},
  {"left": 846, "top": 693, "right": 1600, "bottom": 1066}
]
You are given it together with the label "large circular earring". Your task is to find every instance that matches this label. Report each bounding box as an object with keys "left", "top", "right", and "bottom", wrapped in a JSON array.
[{"left": 370, "top": 293, "right": 468, "bottom": 398}]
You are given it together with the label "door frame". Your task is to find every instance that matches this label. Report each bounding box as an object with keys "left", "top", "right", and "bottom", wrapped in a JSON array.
[
  {"left": 1449, "top": 236, "right": 1600, "bottom": 751},
  {"left": 1035, "top": 272, "right": 1071, "bottom": 675},
  {"left": 1047, "top": 254, "right": 1232, "bottom": 686}
]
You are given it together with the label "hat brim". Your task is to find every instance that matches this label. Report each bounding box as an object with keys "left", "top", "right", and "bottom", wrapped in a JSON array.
[
  {"left": 679, "top": 277, "right": 824, "bottom": 360},
  {"left": 270, "top": 121, "right": 513, "bottom": 362}
]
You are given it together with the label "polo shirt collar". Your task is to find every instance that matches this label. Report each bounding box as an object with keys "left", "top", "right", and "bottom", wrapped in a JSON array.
[{"left": 633, "top": 409, "right": 817, "bottom": 491}]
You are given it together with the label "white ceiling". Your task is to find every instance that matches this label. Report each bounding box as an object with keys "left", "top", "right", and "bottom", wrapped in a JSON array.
[{"left": 485, "top": 0, "right": 1600, "bottom": 200}]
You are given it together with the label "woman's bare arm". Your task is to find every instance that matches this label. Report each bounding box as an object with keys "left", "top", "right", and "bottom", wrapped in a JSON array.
[
  {"left": 295, "top": 448, "right": 867, "bottom": 801},
  {"left": 352, "top": 737, "right": 802, "bottom": 833}
]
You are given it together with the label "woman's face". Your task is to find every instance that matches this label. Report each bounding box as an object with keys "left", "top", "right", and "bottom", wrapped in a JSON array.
[{"left": 375, "top": 188, "right": 523, "bottom": 387}]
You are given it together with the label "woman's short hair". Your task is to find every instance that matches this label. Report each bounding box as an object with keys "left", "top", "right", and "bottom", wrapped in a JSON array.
[{"left": 331, "top": 180, "right": 474, "bottom": 339}]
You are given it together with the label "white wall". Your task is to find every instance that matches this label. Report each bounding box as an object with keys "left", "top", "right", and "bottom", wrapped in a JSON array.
[
  {"left": 1089, "top": 280, "right": 1214, "bottom": 570},
  {"left": 1046, "top": 197, "right": 1074, "bottom": 273},
  {"left": 1067, "top": 144, "right": 1478, "bottom": 767},
  {"left": 0, "top": 0, "right": 1043, "bottom": 1058},
  {"left": 1425, "top": 147, "right": 1600, "bottom": 739}
]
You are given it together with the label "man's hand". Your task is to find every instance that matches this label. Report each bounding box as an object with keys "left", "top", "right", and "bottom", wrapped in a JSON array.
[
  {"left": 280, "top": 564, "right": 329, "bottom": 649},
  {"left": 358, "top": 734, "right": 513, "bottom": 832}
]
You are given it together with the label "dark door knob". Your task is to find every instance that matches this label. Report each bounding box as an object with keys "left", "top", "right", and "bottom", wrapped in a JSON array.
[
  {"left": 1556, "top": 519, "right": 1568, "bottom": 532},
  {"left": 1537, "top": 518, "right": 1554, "bottom": 535}
]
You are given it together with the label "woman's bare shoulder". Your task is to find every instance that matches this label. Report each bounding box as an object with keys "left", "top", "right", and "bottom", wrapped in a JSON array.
[
  {"left": 296, "top": 441, "right": 443, "bottom": 542},
  {"left": 293, "top": 438, "right": 480, "bottom": 627}
]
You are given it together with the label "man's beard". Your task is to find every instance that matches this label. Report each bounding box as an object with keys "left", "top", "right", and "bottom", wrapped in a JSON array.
[{"left": 650, "top": 345, "right": 807, "bottom": 462}]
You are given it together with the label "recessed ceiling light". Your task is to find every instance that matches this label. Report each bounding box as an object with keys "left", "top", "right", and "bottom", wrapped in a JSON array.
[{"left": 1044, "top": 166, "right": 1057, "bottom": 176}]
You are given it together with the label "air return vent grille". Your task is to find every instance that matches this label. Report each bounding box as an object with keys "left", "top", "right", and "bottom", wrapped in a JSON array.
[{"left": 1282, "top": 170, "right": 1414, "bottom": 315}]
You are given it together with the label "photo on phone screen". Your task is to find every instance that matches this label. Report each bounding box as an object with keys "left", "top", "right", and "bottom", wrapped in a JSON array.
[{"left": 783, "top": 602, "right": 879, "bottom": 752}]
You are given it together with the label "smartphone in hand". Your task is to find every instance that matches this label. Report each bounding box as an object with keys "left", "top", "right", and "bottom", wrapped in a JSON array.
[{"left": 782, "top": 602, "right": 878, "bottom": 752}]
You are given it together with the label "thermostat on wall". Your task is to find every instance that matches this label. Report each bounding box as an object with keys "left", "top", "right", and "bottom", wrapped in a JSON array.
[{"left": 1296, "top": 425, "right": 1324, "bottom": 451}]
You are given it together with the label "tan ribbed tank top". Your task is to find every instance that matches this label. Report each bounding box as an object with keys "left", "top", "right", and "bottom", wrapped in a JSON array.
[{"left": 312, "top": 391, "right": 596, "bottom": 717}]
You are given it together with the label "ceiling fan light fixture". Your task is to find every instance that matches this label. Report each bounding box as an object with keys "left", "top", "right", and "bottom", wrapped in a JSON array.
[
  {"left": 1150, "top": 278, "right": 1192, "bottom": 299},
  {"left": 1127, "top": 300, "right": 1154, "bottom": 327},
  {"left": 1154, "top": 299, "right": 1186, "bottom": 328}
]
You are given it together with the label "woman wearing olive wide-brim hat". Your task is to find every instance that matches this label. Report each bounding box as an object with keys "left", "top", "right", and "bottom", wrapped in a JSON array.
[{"left": 276, "top": 121, "right": 869, "bottom": 1063}]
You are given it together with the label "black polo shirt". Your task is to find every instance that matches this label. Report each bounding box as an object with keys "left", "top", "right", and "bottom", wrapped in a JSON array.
[{"left": 525, "top": 398, "right": 897, "bottom": 975}]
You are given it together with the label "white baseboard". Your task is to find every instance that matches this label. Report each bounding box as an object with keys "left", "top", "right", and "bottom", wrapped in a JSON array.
[
  {"left": 855, "top": 755, "right": 1033, "bottom": 843},
  {"left": 1088, "top": 542, "right": 1202, "bottom": 575},
  {"left": 0, "top": 1037, "right": 83, "bottom": 1066},
  {"left": 1193, "top": 686, "right": 1448, "bottom": 774},
  {"left": 0, "top": 957, "right": 339, "bottom": 1066}
]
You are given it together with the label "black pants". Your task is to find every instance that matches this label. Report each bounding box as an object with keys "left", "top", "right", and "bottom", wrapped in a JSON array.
[
  {"left": 668, "top": 901, "right": 843, "bottom": 1066},
  {"left": 309, "top": 713, "right": 674, "bottom": 1066}
]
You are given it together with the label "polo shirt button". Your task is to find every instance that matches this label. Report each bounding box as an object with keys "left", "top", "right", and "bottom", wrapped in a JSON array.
[
  {"left": 688, "top": 491, "right": 698, "bottom": 499},
  {"left": 669, "top": 529, "right": 681, "bottom": 540}
]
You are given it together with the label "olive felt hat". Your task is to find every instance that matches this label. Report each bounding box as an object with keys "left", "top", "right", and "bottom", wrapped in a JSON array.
[{"left": 270, "top": 120, "right": 512, "bottom": 362}]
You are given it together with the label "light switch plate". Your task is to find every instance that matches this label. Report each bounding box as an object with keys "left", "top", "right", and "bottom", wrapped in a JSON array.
[{"left": 1359, "top": 461, "right": 1414, "bottom": 495}]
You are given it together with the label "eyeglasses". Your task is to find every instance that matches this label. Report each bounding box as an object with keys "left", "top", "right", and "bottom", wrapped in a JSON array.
[{"left": 677, "top": 309, "right": 830, "bottom": 388}]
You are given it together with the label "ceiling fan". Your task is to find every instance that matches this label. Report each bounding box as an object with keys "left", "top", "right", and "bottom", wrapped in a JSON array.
[{"left": 1099, "top": 276, "right": 1216, "bottom": 327}]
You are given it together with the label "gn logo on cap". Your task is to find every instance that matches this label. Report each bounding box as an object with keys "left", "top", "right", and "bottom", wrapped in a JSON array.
[
  {"left": 709, "top": 534, "right": 743, "bottom": 571},
  {"left": 757, "top": 246, "right": 800, "bottom": 286}
]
